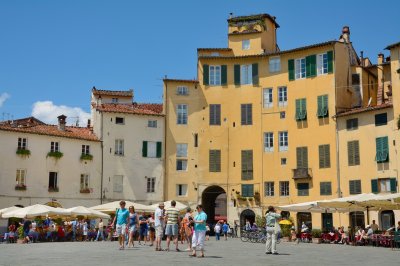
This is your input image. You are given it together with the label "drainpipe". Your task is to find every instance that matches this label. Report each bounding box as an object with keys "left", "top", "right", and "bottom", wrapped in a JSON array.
[
  {"left": 100, "top": 111, "right": 104, "bottom": 204},
  {"left": 333, "top": 45, "right": 342, "bottom": 199},
  {"left": 164, "top": 79, "right": 168, "bottom": 202}
]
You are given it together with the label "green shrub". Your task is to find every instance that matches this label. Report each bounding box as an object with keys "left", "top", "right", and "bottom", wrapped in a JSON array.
[
  {"left": 16, "top": 149, "right": 31, "bottom": 156},
  {"left": 311, "top": 229, "right": 322, "bottom": 238},
  {"left": 47, "top": 151, "right": 63, "bottom": 159},
  {"left": 80, "top": 153, "right": 93, "bottom": 161}
]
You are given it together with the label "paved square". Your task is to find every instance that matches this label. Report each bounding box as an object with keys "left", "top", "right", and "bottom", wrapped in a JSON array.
[{"left": 0, "top": 239, "right": 399, "bottom": 266}]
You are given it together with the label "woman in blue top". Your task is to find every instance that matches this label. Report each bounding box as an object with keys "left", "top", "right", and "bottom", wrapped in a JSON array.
[
  {"left": 265, "top": 206, "right": 281, "bottom": 255},
  {"left": 128, "top": 206, "right": 138, "bottom": 248},
  {"left": 189, "top": 205, "right": 207, "bottom": 258}
]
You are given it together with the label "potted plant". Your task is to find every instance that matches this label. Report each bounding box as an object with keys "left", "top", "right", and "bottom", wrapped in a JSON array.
[
  {"left": 47, "top": 151, "right": 63, "bottom": 159},
  {"left": 15, "top": 184, "right": 27, "bottom": 191},
  {"left": 16, "top": 149, "right": 31, "bottom": 157},
  {"left": 80, "top": 153, "right": 93, "bottom": 161},
  {"left": 311, "top": 229, "right": 322, "bottom": 244},
  {"left": 254, "top": 191, "right": 261, "bottom": 205},
  {"left": 17, "top": 226, "right": 24, "bottom": 244}
]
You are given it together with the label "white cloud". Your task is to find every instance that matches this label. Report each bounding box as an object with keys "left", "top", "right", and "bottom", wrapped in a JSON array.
[
  {"left": 0, "top": 93, "right": 10, "bottom": 107},
  {"left": 31, "top": 101, "right": 90, "bottom": 127}
]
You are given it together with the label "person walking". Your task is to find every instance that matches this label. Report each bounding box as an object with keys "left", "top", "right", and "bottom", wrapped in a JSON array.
[
  {"left": 138, "top": 212, "right": 148, "bottom": 245},
  {"left": 265, "top": 206, "right": 281, "bottom": 255},
  {"left": 222, "top": 221, "right": 229, "bottom": 241},
  {"left": 189, "top": 205, "right": 207, "bottom": 258},
  {"left": 154, "top": 202, "right": 165, "bottom": 251},
  {"left": 182, "top": 207, "right": 193, "bottom": 251},
  {"left": 110, "top": 200, "right": 130, "bottom": 250},
  {"left": 214, "top": 221, "right": 221, "bottom": 241},
  {"left": 148, "top": 213, "right": 155, "bottom": 246},
  {"left": 127, "top": 206, "right": 138, "bottom": 248},
  {"left": 95, "top": 218, "right": 105, "bottom": 241},
  {"left": 165, "top": 200, "right": 181, "bottom": 252}
]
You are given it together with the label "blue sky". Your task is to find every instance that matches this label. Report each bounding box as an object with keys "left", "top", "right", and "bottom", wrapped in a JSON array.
[{"left": 0, "top": 0, "right": 398, "bottom": 125}]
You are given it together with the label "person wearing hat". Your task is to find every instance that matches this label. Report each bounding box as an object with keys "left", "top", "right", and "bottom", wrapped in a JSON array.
[{"left": 154, "top": 202, "right": 165, "bottom": 251}]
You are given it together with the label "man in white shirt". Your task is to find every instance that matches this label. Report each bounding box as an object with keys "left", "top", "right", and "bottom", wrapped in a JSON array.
[{"left": 154, "top": 202, "right": 165, "bottom": 251}]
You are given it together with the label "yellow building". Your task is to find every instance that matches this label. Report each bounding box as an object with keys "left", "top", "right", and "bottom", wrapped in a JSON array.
[{"left": 163, "top": 13, "right": 389, "bottom": 229}]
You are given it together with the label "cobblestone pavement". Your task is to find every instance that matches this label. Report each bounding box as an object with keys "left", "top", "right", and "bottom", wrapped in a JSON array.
[{"left": 0, "top": 239, "right": 399, "bottom": 266}]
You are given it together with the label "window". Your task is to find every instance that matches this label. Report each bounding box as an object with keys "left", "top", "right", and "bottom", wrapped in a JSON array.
[
  {"left": 209, "top": 104, "right": 221, "bottom": 125},
  {"left": 264, "top": 132, "right": 274, "bottom": 152},
  {"left": 80, "top": 174, "right": 89, "bottom": 190},
  {"left": 148, "top": 120, "right": 157, "bottom": 128},
  {"left": 234, "top": 64, "right": 258, "bottom": 86},
  {"left": 115, "top": 139, "right": 124, "bottom": 156},
  {"left": 194, "top": 133, "right": 198, "bottom": 147},
  {"left": 280, "top": 181, "right": 289, "bottom": 196},
  {"left": 295, "top": 58, "right": 306, "bottom": 79},
  {"left": 142, "top": 141, "right": 162, "bottom": 158},
  {"left": 209, "top": 65, "right": 221, "bottom": 85},
  {"left": 278, "top": 87, "right": 287, "bottom": 107},
  {"left": 147, "top": 177, "right": 155, "bottom": 193},
  {"left": 263, "top": 88, "right": 273, "bottom": 108},
  {"left": 296, "top": 147, "right": 308, "bottom": 168},
  {"left": 240, "top": 64, "right": 252, "bottom": 85},
  {"left": 269, "top": 57, "right": 281, "bottom": 73},
  {"left": 241, "top": 104, "right": 252, "bottom": 125},
  {"left": 279, "top": 131, "right": 288, "bottom": 151},
  {"left": 176, "top": 159, "right": 188, "bottom": 171},
  {"left": 281, "top": 158, "right": 287, "bottom": 165},
  {"left": 280, "top": 111, "right": 286, "bottom": 119},
  {"left": 295, "top": 98, "right": 307, "bottom": 121},
  {"left": 176, "top": 143, "right": 188, "bottom": 157},
  {"left": 177, "top": 104, "right": 188, "bottom": 125},
  {"left": 265, "top": 182, "right": 274, "bottom": 196},
  {"left": 241, "top": 184, "right": 254, "bottom": 197},
  {"left": 17, "top": 138, "right": 27, "bottom": 150},
  {"left": 297, "top": 183, "right": 309, "bottom": 196},
  {"left": 177, "top": 86, "right": 189, "bottom": 95},
  {"left": 177, "top": 184, "right": 188, "bottom": 196},
  {"left": 241, "top": 150, "right": 253, "bottom": 180},
  {"left": 348, "top": 140, "right": 360, "bottom": 166},
  {"left": 111, "top": 98, "right": 119, "bottom": 103},
  {"left": 317, "top": 53, "right": 328, "bottom": 75},
  {"left": 320, "top": 182, "right": 332, "bottom": 195},
  {"left": 49, "top": 172, "right": 58, "bottom": 190},
  {"left": 349, "top": 180, "right": 362, "bottom": 195},
  {"left": 319, "top": 144, "right": 331, "bottom": 168},
  {"left": 82, "top": 145, "right": 90, "bottom": 155},
  {"left": 346, "top": 118, "right": 358, "bottom": 130},
  {"left": 113, "top": 175, "right": 123, "bottom": 192},
  {"left": 376, "top": 136, "right": 389, "bottom": 163},
  {"left": 317, "top": 95, "right": 329, "bottom": 118},
  {"left": 115, "top": 117, "right": 124, "bottom": 124},
  {"left": 16, "top": 169, "right": 26, "bottom": 186},
  {"left": 372, "top": 178, "right": 397, "bottom": 193},
  {"left": 375, "top": 113, "right": 387, "bottom": 126},
  {"left": 50, "top": 141, "right": 60, "bottom": 152},
  {"left": 209, "top": 150, "right": 221, "bottom": 172},
  {"left": 242, "top": 39, "right": 250, "bottom": 50}
]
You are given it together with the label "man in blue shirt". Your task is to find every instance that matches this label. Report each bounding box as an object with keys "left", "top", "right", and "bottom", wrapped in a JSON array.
[
  {"left": 111, "top": 200, "right": 129, "bottom": 250},
  {"left": 222, "top": 221, "right": 229, "bottom": 241}
]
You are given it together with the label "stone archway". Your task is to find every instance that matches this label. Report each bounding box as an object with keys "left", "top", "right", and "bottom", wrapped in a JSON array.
[
  {"left": 202, "top": 186, "right": 226, "bottom": 224},
  {"left": 240, "top": 209, "right": 256, "bottom": 228}
]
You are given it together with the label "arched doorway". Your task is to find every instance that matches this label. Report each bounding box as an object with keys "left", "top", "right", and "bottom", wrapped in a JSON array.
[
  {"left": 380, "top": 210, "right": 395, "bottom": 230},
  {"left": 297, "top": 212, "right": 312, "bottom": 233},
  {"left": 240, "top": 209, "right": 255, "bottom": 228},
  {"left": 202, "top": 186, "right": 226, "bottom": 224}
]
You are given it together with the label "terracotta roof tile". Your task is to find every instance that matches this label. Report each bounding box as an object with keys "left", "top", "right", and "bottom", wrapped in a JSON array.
[
  {"left": 335, "top": 103, "right": 393, "bottom": 118},
  {"left": 92, "top": 87, "right": 133, "bottom": 97},
  {"left": 94, "top": 103, "right": 163, "bottom": 116},
  {"left": 385, "top": 41, "right": 400, "bottom": 50},
  {"left": 163, "top": 78, "right": 199, "bottom": 84},
  {"left": 0, "top": 118, "right": 99, "bottom": 141},
  {"left": 197, "top": 48, "right": 232, "bottom": 51}
]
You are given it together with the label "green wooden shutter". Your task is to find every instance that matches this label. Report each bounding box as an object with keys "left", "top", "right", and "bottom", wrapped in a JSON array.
[
  {"left": 303, "top": 147, "right": 308, "bottom": 168},
  {"left": 156, "top": 142, "right": 162, "bottom": 158},
  {"left": 234, "top": 64, "right": 241, "bottom": 85},
  {"left": 221, "top": 65, "right": 227, "bottom": 85},
  {"left": 209, "top": 150, "right": 215, "bottom": 172},
  {"left": 348, "top": 141, "right": 354, "bottom": 166},
  {"left": 296, "top": 147, "right": 302, "bottom": 168},
  {"left": 297, "top": 147, "right": 307, "bottom": 168},
  {"left": 319, "top": 145, "right": 324, "bottom": 168},
  {"left": 216, "top": 150, "right": 221, "bottom": 172},
  {"left": 382, "top": 137, "right": 389, "bottom": 162},
  {"left": 323, "top": 95, "right": 328, "bottom": 116},
  {"left": 306, "top": 55, "right": 316, "bottom": 78},
  {"left": 371, "top": 179, "right": 378, "bottom": 193},
  {"left": 295, "top": 99, "right": 301, "bottom": 120},
  {"left": 390, "top": 178, "right": 397, "bottom": 193},
  {"left": 354, "top": 141, "right": 360, "bottom": 165},
  {"left": 203, "top": 64, "right": 209, "bottom": 85},
  {"left": 376, "top": 138, "right": 382, "bottom": 162},
  {"left": 288, "top": 59, "right": 295, "bottom": 81},
  {"left": 325, "top": 145, "right": 330, "bottom": 168},
  {"left": 302, "top": 98, "right": 307, "bottom": 120},
  {"left": 142, "top": 141, "right": 148, "bottom": 157},
  {"left": 252, "top": 63, "right": 259, "bottom": 85},
  {"left": 327, "top": 51, "right": 334, "bottom": 74}
]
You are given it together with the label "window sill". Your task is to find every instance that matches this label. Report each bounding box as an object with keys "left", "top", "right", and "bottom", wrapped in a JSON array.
[
  {"left": 114, "top": 154, "right": 124, "bottom": 156},
  {"left": 48, "top": 188, "right": 59, "bottom": 192},
  {"left": 80, "top": 189, "right": 91, "bottom": 193},
  {"left": 15, "top": 185, "right": 27, "bottom": 191}
]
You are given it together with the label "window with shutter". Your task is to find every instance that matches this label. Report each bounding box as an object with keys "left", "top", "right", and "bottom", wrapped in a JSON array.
[
  {"left": 203, "top": 64, "right": 209, "bottom": 85},
  {"left": 295, "top": 98, "right": 307, "bottom": 121},
  {"left": 209, "top": 104, "right": 221, "bottom": 125},
  {"left": 327, "top": 51, "right": 334, "bottom": 73},
  {"left": 209, "top": 65, "right": 221, "bottom": 85},
  {"left": 296, "top": 147, "right": 308, "bottom": 168},
  {"left": 371, "top": 179, "right": 378, "bottom": 193},
  {"left": 242, "top": 184, "right": 254, "bottom": 197},
  {"left": 221, "top": 65, "right": 227, "bottom": 85},
  {"left": 241, "top": 104, "right": 252, "bottom": 125},
  {"left": 349, "top": 180, "right": 361, "bottom": 194},
  {"left": 346, "top": 118, "right": 358, "bottom": 130},
  {"left": 297, "top": 183, "right": 309, "bottom": 196},
  {"left": 209, "top": 150, "right": 221, "bottom": 172},
  {"left": 306, "top": 55, "right": 317, "bottom": 77},
  {"left": 288, "top": 59, "right": 295, "bottom": 81},
  {"left": 252, "top": 63, "right": 259, "bottom": 85},
  {"left": 320, "top": 182, "right": 332, "bottom": 195},
  {"left": 156, "top": 142, "right": 162, "bottom": 158},
  {"left": 376, "top": 136, "right": 389, "bottom": 163},
  {"left": 375, "top": 113, "right": 387, "bottom": 126},
  {"left": 234, "top": 64, "right": 241, "bottom": 85},
  {"left": 348, "top": 140, "right": 360, "bottom": 166},
  {"left": 319, "top": 144, "right": 330, "bottom": 168},
  {"left": 241, "top": 150, "right": 253, "bottom": 180},
  {"left": 317, "top": 95, "right": 329, "bottom": 118},
  {"left": 390, "top": 178, "right": 397, "bottom": 193}
]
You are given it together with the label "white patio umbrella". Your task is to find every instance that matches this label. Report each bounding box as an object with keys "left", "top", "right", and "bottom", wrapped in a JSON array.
[
  {"left": 66, "top": 206, "right": 110, "bottom": 219},
  {"left": 149, "top": 200, "right": 188, "bottom": 211},
  {"left": 0, "top": 206, "right": 22, "bottom": 218},
  {"left": 90, "top": 201, "right": 153, "bottom": 214},
  {"left": 278, "top": 201, "right": 333, "bottom": 213},
  {"left": 2, "top": 204, "right": 70, "bottom": 219},
  {"left": 317, "top": 193, "right": 378, "bottom": 210},
  {"left": 355, "top": 193, "right": 400, "bottom": 210}
]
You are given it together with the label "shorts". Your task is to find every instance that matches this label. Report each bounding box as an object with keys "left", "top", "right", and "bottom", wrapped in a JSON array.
[
  {"left": 129, "top": 225, "right": 137, "bottom": 234},
  {"left": 155, "top": 225, "right": 164, "bottom": 237},
  {"left": 116, "top": 224, "right": 127, "bottom": 236},
  {"left": 165, "top": 224, "right": 179, "bottom": 236},
  {"left": 139, "top": 227, "right": 148, "bottom": 237}
]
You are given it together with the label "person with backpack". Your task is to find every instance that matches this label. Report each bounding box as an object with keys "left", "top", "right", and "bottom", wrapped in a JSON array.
[{"left": 110, "top": 200, "right": 130, "bottom": 250}]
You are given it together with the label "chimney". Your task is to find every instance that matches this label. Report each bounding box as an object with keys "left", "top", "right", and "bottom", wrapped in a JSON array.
[
  {"left": 360, "top": 51, "right": 364, "bottom": 67},
  {"left": 339, "top": 26, "right": 350, "bottom": 43},
  {"left": 377, "top": 53, "right": 385, "bottom": 105},
  {"left": 57, "top": 115, "right": 67, "bottom": 131},
  {"left": 87, "top": 119, "right": 91, "bottom": 128}
]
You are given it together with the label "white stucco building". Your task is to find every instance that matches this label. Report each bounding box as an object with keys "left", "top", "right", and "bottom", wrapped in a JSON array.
[{"left": 91, "top": 88, "right": 164, "bottom": 204}]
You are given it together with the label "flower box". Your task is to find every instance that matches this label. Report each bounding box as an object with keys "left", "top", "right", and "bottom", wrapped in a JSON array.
[
  {"left": 80, "top": 188, "right": 91, "bottom": 193},
  {"left": 48, "top": 187, "right": 59, "bottom": 192},
  {"left": 15, "top": 185, "right": 27, "bottom": 191},
  {"left": 80, "top": 153, "right": 93, "bottom": 161},
  {"left": 16, "top": 149, "right": 31, "bottom": 156},
  {"left": 47, "top": 151, "right": 63, "bottom": 159}
]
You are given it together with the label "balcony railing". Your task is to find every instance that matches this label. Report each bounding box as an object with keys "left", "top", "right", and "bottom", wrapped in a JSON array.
[{"left": 292, "top": 168, "right": 312, "bottom": 179}]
